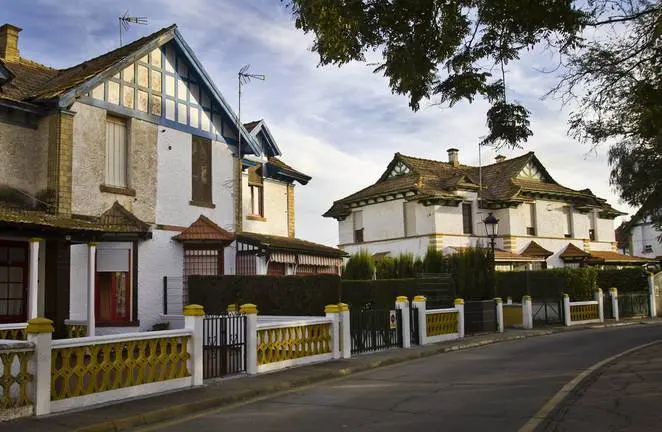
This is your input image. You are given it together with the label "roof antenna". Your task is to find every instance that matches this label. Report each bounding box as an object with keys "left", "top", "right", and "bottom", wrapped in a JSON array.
[{"left": 119, "top": 11, "right": 148, "bottom": 47}]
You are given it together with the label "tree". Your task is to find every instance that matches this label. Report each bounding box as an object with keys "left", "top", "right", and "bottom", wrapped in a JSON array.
[
  {"left": 342, "top": 250, "right": 375, "bottom": 280},
  {"left": 284, "top": 1, "right": 662, "bottom": 224}
]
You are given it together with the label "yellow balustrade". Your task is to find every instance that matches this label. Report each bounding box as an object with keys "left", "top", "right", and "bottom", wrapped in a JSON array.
[
  {"left": 0, "top": 327, "right": 27, "bottom": 340},
  {"left": 426, "top": 311, "right": 458, "bottom": 336},
  {"left": 257, "top": 323, "right": 331, "bottom": 365},
  {"left": 570, "top": 303, "right": 599, "bottom": 321},
  {"left": 65, "top": 324, "right": 88, "bottom": 339},
  {"left": 0, "top": 349, "right": 33, "bottom": 409},
  {"left": 51, "top": 335, "right": 191, "bottom": 401},
  {"left": 503, "top": 305, "right": 523, "bottom": 327}
]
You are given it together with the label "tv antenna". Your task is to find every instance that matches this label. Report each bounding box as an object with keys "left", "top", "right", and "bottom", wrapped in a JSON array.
[{"left": 119, "top": 11, "right": 148, "bottom": 47}]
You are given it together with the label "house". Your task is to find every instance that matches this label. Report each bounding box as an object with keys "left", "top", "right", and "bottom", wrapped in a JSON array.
[
  {"left": 0, "top": 23, "right": 343, "bottom": 337},
  {"left": 619, "top": 206, "right": 662, "bottom": 262},
  {"left": 324, "top": 148, "right": 651, "bottom": 270}
]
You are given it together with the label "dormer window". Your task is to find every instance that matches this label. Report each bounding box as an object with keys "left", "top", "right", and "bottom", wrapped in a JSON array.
[{"left": 387, "top": 161, "right": 411, "bottom": 178}]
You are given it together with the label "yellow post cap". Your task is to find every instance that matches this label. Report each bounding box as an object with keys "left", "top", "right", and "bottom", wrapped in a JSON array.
[
  {"left": 338, "top": 303, "right": 349, "bottom": 312},
  {"left": 609, "top": 287, "right": 618, "bottom": 293},
  {"left": 227, "top": 304, "right": 238, "bottom": 313},
  {"left": 396, "top": 296, "right": 409, "bottom": 303},
  {"left": 413, "top": 295, "right": 426, "bottom": 302},
  {"left": 27, "top": 317, "right": 54, "bottom": 334},
  {"left": 563, "top": 293, "right": 570, "bottom": 298},
  {"left": 522, "top": 295, "right": 532, "bottom": 301},
  {"left": 325, "top": 304, "right": 340, "bottom": 313},
  {"left": 596, "top": 287, "right": 603, "bottom": 294},
  {"left": 239, "top": 303, "right": 258, "bottom": 314},
  {"left": 454, "top": 298, "right": 464, "bottom": 305},
  {"left": 494, "top": 297, "right": 503, "bottom": 303},
  {"left": 183, "top": 304, "right": 205, "bottom": 316}
]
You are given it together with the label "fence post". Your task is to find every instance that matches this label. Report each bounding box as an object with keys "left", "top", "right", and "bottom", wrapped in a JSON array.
[
  {"left": 338, "top": 303, "right": 351, "bottom": 359},
  {"left": 648, "top": 274, "right": 657, "bottom": 318},
  {"left": 506, "top": 297, "right": 513, "bottom": 305},
  {"left": 495, "top": 298, "right": 504, "bottom": 333},
  {"left": 454, "top": 298, "right": 465, "bottom": 338},
  {"left": 563, "top": 294, "right": 571, "bottom": 326},
  {"left": 412, "top": 296, "right": 427, "bottom": 345},
  {"left": 26, "top": 317, "right": 53, "bottom": 416},
  {"left": 522, "top": 295, "right": 533, "bottom": 329},
  {"left": 183, "top": 304, "right": 205, "bottom": 386},
  {"left": 395, "top": 296, "right": 411, "bottom": 349},
  {"left": 609, "top": 287, "right": 619, "bottom": 321},
  {"left": 595, "top": 288, "right": 604, "bottom": 323},
  {"left": 240, "top": 303, "right": 258, "bottom": 375},
  {"left": 325, "top": 304, "right": 341, "bottom": 360}
]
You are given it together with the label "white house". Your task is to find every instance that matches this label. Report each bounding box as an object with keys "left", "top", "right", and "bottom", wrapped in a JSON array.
[
  {"left": 0, "top": 23, "right": 343, "bottom": 338},
  {"left": 620, "top": 208, "right": 662, "bottom": 260},
  {"left": 325, "top": 149, "right": 651, "bottom": 270}
]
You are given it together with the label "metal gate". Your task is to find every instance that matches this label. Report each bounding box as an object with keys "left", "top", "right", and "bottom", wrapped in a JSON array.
[
  {"left": 532, "top": 298, "right": 564, "bottom": 325},
  {"left": 464, "top": 300, "right": 497, "bottom": 334},
  {"left": 203, "top": 314, "right": 246, "bottom": 379},
  {"left": 350, "top": 308, "right": 402, "bottom": 354},
  {"left": 410, "top": 307, "right": 420, "bottom": 345},
  {"left": 618, "top": 293, "right": 650, "bottom": 318}
]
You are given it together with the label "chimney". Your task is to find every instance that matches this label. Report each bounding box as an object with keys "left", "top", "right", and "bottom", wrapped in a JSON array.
[
  {"left": 447, "top": 148, "right": 459, "bottom": 167},
  {"left": 495, "top": 155, "right": 506, "bottom": 163},
  {"left": 0, "top": 24, "right": 21, "bottom": 62}
]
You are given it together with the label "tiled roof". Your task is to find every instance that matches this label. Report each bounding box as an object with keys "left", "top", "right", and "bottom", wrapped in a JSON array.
[
  {"left": 173, "top": 215, "right": 234, "bottom": 242},
  {"left": 0, "top": 58, "right": 58, "bottom": 102},
  {"left": 268, "top": 157, "right": 311, "bottom": 182},
  {"left": 324, "top": 151, "right": 624, "bottom": 218},
  {"left": 587, "top": 250, "right": 655, "bottom": 264},
  {"left": 559, "top": 243, "right": 591, "bottom": 259},
  {"left": 520, "top": 241, "right": 554, "bottom": 258},
  {"left": 98, "top": 201, "right": 150, "bottom": 233},
  {"left": 237, "top": 231, "right": 347, "bottom": 257}
]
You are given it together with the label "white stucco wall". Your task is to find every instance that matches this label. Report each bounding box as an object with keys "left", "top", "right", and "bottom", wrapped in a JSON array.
[
  {"left": 596, "top": 217, "right": 616, "bottom": 243},
  {"left": 361, "top": 199, "right": 406, "bottom": 241},
  {"left": 342, "top": 236, "right": 431, "bottom": 259},
  {"left": 413, "top": 201, "right": 435, "bottom": 236},
  {"left": 339, "top": 216, "right": 354, "bottom": 245},
  {"left": 155, "top": 125, "right": 234, "bottom": 231},
  {"left": 242, "top": 175, "right": 289, "bottom": 237},
  {"left": 631, "top": 223, "right": 662, "bottom": 257}
]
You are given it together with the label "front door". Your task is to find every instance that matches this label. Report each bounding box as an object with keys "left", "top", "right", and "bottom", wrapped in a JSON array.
[{"left": 0, "top": 241, "right": 28, "bottom": 323}]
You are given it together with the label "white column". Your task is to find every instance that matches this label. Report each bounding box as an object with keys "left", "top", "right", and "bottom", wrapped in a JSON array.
[
  {"left": 506, "top": 297, "right": 513, "bottom": 305},
  {"left": 241, "top": 304, "right": 258, "bottom": 375},
  {"left": 338, "top": 303, "right": 351, "bottom": 359},
  {"left": 325, "top": 305, "right": 341, "bottom": 360},
  {"left": 595, "top": 288, "right": 604, "bottom": 323},
  {"left": 495, "top": 298, "right": 504, "bottom": 333},
  {"left": 87, "top": 243, "right": 96, "bottom": 337},
  {"left": 648, "top": 274, "right": 657, "bottom": 318},
  {"left": 454, "top": 298, "right": 465, "bottom": 338},
  {"left": 27, "top": 317, "right": 53, "bottom": 416},
  {"left": 395, "top": 296, "right": 411, "bottom": 349},
  {"left": 609, "top": 288, "right": 619, "bottom": 321},
  {"left": 412, "top": 295, "right": 427, "bottom": 345},
  {"left": 183, "top": 304, "right": 204, "bottom": 386},
  {"left": 28, "top": 238, "right": 40, "bottom": 319},
  {"left": 563, "top": 294, "right": 571, "bottom": 326},
  {"left": 522, "top": 295, "right": 533, "bottom": 329}
]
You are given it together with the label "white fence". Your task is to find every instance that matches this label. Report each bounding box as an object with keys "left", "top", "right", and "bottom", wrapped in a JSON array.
[
  {"left": 410, "top": 297, "right": 465, "bottom": 345},
  {"left": 563, "top": 290, "right": 604, "bottom": 326}
]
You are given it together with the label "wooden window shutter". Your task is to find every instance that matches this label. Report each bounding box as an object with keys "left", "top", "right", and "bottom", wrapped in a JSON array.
[{"left": 192, "top": 136, "right": 212, "bottom": 203}]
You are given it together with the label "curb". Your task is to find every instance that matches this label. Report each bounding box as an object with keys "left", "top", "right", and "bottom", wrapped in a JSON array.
[{"left": 73, "top": 321, "right": 659, "bottom": 432}]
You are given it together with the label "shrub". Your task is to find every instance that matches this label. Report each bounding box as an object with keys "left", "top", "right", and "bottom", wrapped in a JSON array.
[
  {"left": 342, "top": 250, "right": 375, "bottom": 280},
  {"left": 375, "top": 256, "right": 397, "bottom": 279},
  {"left": 423, "top": 246, "right": 443, "bottom": 273},
  {"left": 394, "top": 253, "right": 416, "bottom": 278},
  {"left": 597, "top": 268, "right": 648, "bottom": 293},
  {"left": 441, "top": 247, "right": 495, "bottom": 300},
  {"left": 341, "top": 277, "right": 455, "bottom": 309},
  {"left": 496, "top": 267, "right": 600, "bottom": 301}
]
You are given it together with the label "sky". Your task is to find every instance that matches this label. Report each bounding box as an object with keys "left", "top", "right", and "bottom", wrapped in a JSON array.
[{"left": 1, "top": 0, "right": 635, "bottom": 246}]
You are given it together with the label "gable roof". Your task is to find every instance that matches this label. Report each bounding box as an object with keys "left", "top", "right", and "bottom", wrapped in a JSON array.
[
  {"left": 559, "top": 243, "right": 591, "bottom": 260},
  {"left": 173, "top": 215, "right": 234, "bottom": 242},
  {"left": 520, "top": 241, "right": 554, "bottom": 258},
  {"left": 324, "top": 151, "right": 625, "bottom": 219},
  {"left": 244, "top": 119, "right": 281, "bottom": 157},
  {"left": 98, "top": 201, "right": 150, "bottom": 233},
  {"left": 267, "top": 157, "right": 311, "bottom": 185}
]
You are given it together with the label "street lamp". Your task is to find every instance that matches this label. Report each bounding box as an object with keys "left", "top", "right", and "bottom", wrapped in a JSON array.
[{"left": 483, "top": 212, "right": 499, "bottom": 298}]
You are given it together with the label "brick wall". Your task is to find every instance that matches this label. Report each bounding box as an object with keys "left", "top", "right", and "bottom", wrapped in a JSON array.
[
  {"left": 47, "top": 110, "right": 74, "bottom": 215},
  {"left": 287, "top": 184, "right": 295, "bottom": 238}
]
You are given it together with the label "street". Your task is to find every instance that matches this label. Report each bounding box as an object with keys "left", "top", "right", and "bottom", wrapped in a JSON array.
[{"left": 132, "top": 325, "right": 662, "bottom": 432}]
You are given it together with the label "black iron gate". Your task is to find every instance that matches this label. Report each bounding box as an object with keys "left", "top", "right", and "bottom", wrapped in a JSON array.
[
  {"left": 618, "top": 293, "right": 650, "bottom": 318},
  {"left": 464, "top": 300, "right": 497, "bottom": 333},
  {"left": 532, "top": 298, "right": 564, "bottom": 325},
  {"left": 410, "top": 307, "right": 420, "bottom": 345},
  {"left": 350, "top": 308, "right": 402, "bottom": 354},
  {"left": 203, "top": 314, "right": 247, "bottom": 379}
]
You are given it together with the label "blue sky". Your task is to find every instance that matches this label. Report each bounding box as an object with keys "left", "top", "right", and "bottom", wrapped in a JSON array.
[{"left": 2, "top": 0, "right": 632, "bottom": 246}]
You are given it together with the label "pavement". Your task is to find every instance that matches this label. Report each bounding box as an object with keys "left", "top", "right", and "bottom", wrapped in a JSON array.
[{"left": 2, "top": 319, "right": 660, "bottom": 432}]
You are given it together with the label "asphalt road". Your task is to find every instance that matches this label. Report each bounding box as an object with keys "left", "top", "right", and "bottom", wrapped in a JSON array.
[{"left": 135, "top": 325, "right": 662, "bottom": 432}]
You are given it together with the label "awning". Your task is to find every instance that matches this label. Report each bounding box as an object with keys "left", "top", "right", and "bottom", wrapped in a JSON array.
[
  {"left": 298, "top": 254, "right": 343, "bottom": 267},
  {"left": 270, "top": 251, "right": 297, "bottom": 264}
]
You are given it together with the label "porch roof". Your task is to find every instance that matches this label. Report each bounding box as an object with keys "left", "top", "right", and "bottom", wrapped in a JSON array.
[
  {"left": 559, "top": 243, "right": 590, "bottom": 260},
  {"left": 173, "top": 215, "right": 234, "bottom": 243},
  {"left": 586, "top": 250, "right": 655, "bottom": 264},
  {"left": 236, "top": 232, "right": 347, "bottom": 258},
  {"left": 520, "top": 241, "right": 554, "bottom": 258}
]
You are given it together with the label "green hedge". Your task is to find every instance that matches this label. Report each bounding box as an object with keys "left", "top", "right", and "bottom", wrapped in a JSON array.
[
  {"left": 596, "top": 268, "right": 649, "bottom": 293},
  {"left": 342, "top": 277, "right": 455, "bottom": 309}
]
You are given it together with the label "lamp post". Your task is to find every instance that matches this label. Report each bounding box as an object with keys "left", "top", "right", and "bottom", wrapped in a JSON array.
[{"left": 483, "top": 212, "right": 499, "bottom": 298}]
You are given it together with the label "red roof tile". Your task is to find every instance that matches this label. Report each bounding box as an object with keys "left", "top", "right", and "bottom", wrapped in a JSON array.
[
  {"left": 520, "top": 241, "right": 554, "bottom": 258},
  {"left": 173, "top": 215, "right": 234, "bottom": 242}
]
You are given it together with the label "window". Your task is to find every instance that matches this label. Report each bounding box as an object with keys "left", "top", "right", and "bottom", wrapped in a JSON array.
[
  {"left": 250, "top": 185, "right": 264, "bottom": 217},
  {"left": 462, "top": 203, "right": 473, "bottom": 234},
  {"left": 644, "top": 245, "right": 653, "bottom": 254},
  {"left": 589, "top": 229, "right": 596, "bottom": 241},
  {"left": 105, "top": 116, "right": 128, "bottom": 187},
  {"left": 95, "top": 248, "right": 131, "bottom": 324},
  {"left": 191, "top": 136, "right": 212, "bottom": 204},
  {"left": 183, "top": 248, "right": 223, "bottom": 304},
  {"left": 353, "top": 210, "right": 364, "bottom": 243},
  {"left": 526, "top": 203, "right": 536, "bottom": 236},
  {"left": 0, "top": 242, "right": 27, "bottom": 323},
  {"left": 564, "top": 206, "right": 573, "bottom": 238}
]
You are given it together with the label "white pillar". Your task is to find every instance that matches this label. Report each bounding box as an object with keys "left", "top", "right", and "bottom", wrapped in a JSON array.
[
  {"left": 325, "top": 305, "right": 341, "bottom": 360},
  {"left": 412, "top": 295, "right": 427, "bottom": 345},
  {"left": 563, "top": 294, "right": 571, "bottom": 326},
  {"left": 506, "top": 297, "right": 513, "bottom": 305},
  {"left": 609, "top": 287, "right": 619, "bottom": 321},
  {"left": 522, "top": 295, "right": 533, "bottom": 329},
  {"left": 87, "top": 243, "right": 96, "bottom": 337},
  {"left": 395, "top": 296, "right": 411, "bottom": 349},
  {"left": 648, "top": 274, "right": 657, "bottom": 318},
  {"left": 338, "top": 303, "right": 351, "bottom": 359},
  {"left": 595, "top": 288, "right": 604, "bottom": 323},
  {"left": 241, "top": 303, "right": 258, "bottom": 375},
  {"left": 495, "top": 298, "right": 504, "bottom": 333},
  {"left": 28, "top": 238, "right": 40, "bottom": 319},
  {"left": 27, "top": 317, "right": 53, "bottom": 416},
  {"left": 183, "top": 304, "right": 204, "bottom": 386},
  {"left": 454, "top": 298, "right": 465, "bottom": 338}
]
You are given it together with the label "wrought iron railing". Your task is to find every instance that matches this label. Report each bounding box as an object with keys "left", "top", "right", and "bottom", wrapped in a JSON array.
[{"left": 203, "top": 314, "right": 246, "bottom": 379}]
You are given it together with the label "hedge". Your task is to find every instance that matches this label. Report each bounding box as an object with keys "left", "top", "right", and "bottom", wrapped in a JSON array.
[
  {"left": 341, "top": 277, "right": 454, "bottom": 309},
  {"left": 596, "top": 268, "right": 649, "bottom": 294}
]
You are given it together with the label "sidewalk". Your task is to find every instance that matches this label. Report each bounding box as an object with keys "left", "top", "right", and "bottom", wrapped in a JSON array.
[{"left": 4, "top": 320, "right": 659, "bottom": 432}]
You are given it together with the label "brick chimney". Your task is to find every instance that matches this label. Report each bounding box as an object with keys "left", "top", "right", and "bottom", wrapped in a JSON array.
[
  {"left": 495, "top": 155, "right": 506, "bottom": 163},
  {"left": 447, "top": 148, "right": 459, "bottom": 167},
  {"left": 0, "top": 24, "right": 21, "bottom": 62}
]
